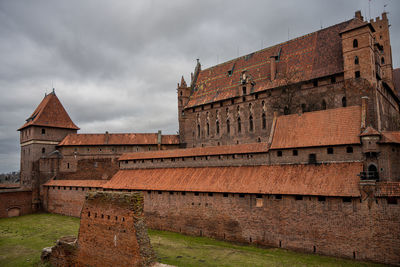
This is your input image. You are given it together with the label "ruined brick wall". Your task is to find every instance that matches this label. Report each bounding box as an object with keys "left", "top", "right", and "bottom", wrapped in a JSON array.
[
  {"left": 0, "top": 190, "right": 32, "bottom": 218},
  {"left": 76, "top": 191, "right": 155, "bottom": 266},
  {"left": 45, "top": 186, "right": 94, "bottom": 217},
  {"left": 144, "top": 191, "right": 400, "bottom": 265}
]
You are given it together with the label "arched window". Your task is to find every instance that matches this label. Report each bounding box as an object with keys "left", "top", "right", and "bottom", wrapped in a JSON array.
[
  {"left": 368, "top": 164, "right": 379, "bottom": 180},
  {"left": 249, "top": 116, "right": 253, "bottom": 131},
  {"left": 342, "top": 97, "right": 347, "bottom": 107},
  {"left": 354, "top": 56, "right": 359, "bottom": 65},
  {"left": 262, "top": 113, "right": 266, "bottom": 129},
  {"left": 42, "top": 147, "right": 45, "bottom": 154},
  {"left": 227, "top": 120, "right": 230, "bottom": 134},
  {"left": 322, "top": 100, "right": 327, "bottom": 110},
  {"left": 41, "top": 128, "right": 45, "bottom": 135},
  {"left": 237, "top": 117, "right": 241, "bottom": 133},
  {"left": 353, "top": 39, "right": 358, "bottom": 48},
  {"left": 216, "top": 121, "right": 220, "bottom": 135},
  {"left": 197, "top": 124, "right": 200, "bottom": 138},
  {"left": 381, "top": 57, "right": 385, "bottom": 64},
  {"left": 206, "top": 123, "right": 210, "bottom": 136}
]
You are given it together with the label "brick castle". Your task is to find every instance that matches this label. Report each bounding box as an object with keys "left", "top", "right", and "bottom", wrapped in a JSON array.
[{"left": 1, "top": 10, "right": 400, "bottom": 265}]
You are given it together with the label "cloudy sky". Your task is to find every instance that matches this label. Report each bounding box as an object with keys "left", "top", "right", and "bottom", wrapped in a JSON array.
[{"left": 0, "top": 0, "right": 399, "bottom": 173}]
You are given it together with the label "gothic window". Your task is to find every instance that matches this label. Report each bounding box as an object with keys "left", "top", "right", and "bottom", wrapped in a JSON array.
[
  {"left": 321, "top": 100, "right": 327, "bottom": 110},
  {"left": 342, "top": 96, "right": 347, "bottom": 107},
  {"left": 368, "top": 164, "right": 379, "bottom": 180},
  {"left": 353, "top": 39, "right": 358, "bottom": 48},
  {"left": 262, "top": 113, "right": 266, "bottom": 129},
  {"left": 381, "top": 57, "right": 385, "bottom": 64},
  {"left": 206, "top": 123, "right": 210, "bottom": 136},
  {"left": 216, "top": 121, "right": 220, "bottom": 135},
  {"left": 354, "top": 56, "right": 359, "bottom": 65},
  {"left": 237, "top": 117, "right": 241, "bottom": 133},
  {"left": 249, "top": 115, "right": 254, "bottom": 131},
  {"left": 197, "top": 124, "right": 200, "bottom": 138},
  {"left": 355, "top": 71, "right": 360, "bottom": 78},
  {"left": 227, "top": 120, "right": 230, "bottom": 134}
]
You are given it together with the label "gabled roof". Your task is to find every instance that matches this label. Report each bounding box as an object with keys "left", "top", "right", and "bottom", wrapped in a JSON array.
[
  {"left": 104, "top": 162, "right": 362, "bottom": 197},
  {"left": 186, "top": 20, "right": 352, "bottom": 108},
  {"left": 375, "top": 182, "right": 400, "bottom": 197},
  {"left": 58, "top": 133, "right": 179, "bottom": 146},
  {"left": 18, "top": 92, "right": 79, "bottom": 131},
  {"left": 119, "top": 143, "right": 267, "bottom": 161},
  {"left": 270, "top": 106, "right": 361, "bottom": 149},
  {"left": 360, "top": 126, "right": 381, "bottom": 136}
]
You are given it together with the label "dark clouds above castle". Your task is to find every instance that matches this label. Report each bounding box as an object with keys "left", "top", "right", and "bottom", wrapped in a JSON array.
[{"left": 0, "top": 0, "right": 399, "bottom": 173}]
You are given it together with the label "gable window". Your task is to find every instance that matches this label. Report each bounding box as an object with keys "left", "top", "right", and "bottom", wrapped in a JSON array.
[
  {"left": 249, "top": 116, "right": 254, "bottom": 132},
  {"left": 353, "top": 39, "right": 358, "bottom": 48},
  {"left": 354, "top": 56, "right": 359, "bottom": 65},
  {"left": 41, "top": 128, "right": 45, "bottom": 135},
  {"left": 262, "top": 113, "right": 266, "bottom": 129}
]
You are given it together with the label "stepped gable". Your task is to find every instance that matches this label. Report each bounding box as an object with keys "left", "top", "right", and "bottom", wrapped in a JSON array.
[
  {"left": 59, "top": 133, "right": 179, "bottom": 146},
  {"left": 270, "top": 106, "right": 361, "bottom": 149},
  {"left": 119, "top": 143, "right": 267, "bottom": 161},
  {"left": 393, "top": 68, "right": 400, "bottom": 96},
  {"left": 104, "top": 162, "right": 362, "bottom": 197},
  {"left": 18, "top": 92, "right": 79, "bottom": 131},
  {"left": 186, "top": 20, "right": 351, "bottom": 108}
]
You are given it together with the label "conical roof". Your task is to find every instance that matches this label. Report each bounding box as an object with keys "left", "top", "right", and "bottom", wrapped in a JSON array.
[{"left": 18, "top": 91, "right": 79, "bottom": 131}]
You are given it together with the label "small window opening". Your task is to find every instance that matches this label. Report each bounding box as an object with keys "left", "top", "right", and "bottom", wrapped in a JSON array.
[
  {"left": 208, "top": 192, "right": 213, "bottom": 197},
  {"left": 353, "top": 39, "right": 358, "bottom": 48},
  {"left": 67, "top": 163, "right": 70, "bottom": 169},
  {"left": 354, "top": 56, "right": 359, "bottom": 65},
  {"left": 277, "top": 150, "right": 282, "bottom": 157},
  {"left": 256, "top": 194, "right": 262, "bottom": 198},
  {"left": 41, "top": 128, "right": 45, "bottom": 135},
  {"left": 242, "top": 86, "right": 246, "bottom": 95},
  {"left": 331, "top": 76, "right": 336, "bottom": 83},
  {"left": 346, "top": 146, "right": 353, "bottom": 153},
  {"left": 301, "top": 103, "right": 307, "bottom": 113},
  {"left": 295, "top": 195, "right": 303, "bottom": 201},
  {"left": 197, "top": 124, "right": 201, "bottom": 138},
  {"left": 262, "top": 113, "right": 266, "bottom": 129},
  {"left": 249, "top": 116, "right": 253, "bottom": 131},
  {"left": 227, "top": 120, "right": 230, "bottom": 134},
  {"left": 343, "top": 197, "right": 352, "bottom": 203},
  {"left": 284, "top": 106, "right": 289, "bottom": 115},
  {"left": 313, "top": 80, "right": 318, "bottom": 87},
  {"left": 293, "top": 150, "right": 298, "bottom": 156},
  {"left": 216, "top": 121, "right": 220, "bottom": 135},
  {"left": 276, "top": 194, "right": 282, "bottom": 200},
  {"left": 308, "top": 153, "right": 316, "bottom": 164},
  {"left": 327, "top": 147, "right": 333, "bottom": 154},
  {"left": 387, "top": 197, "right": 397, "bottom": 205},
  {"left": 223, "top": 193, "right": 229, "bottom": 197},
  {"left": 342, "top": 97, "right": 347, "bottom": 107},
  {"left": 42, "top": 147, "right": 45, "bottom": 154},
  {"left": 182, "top": 192, "right": 186, "bottom": 195},
  {"left": 206, "top": 123, "right": 210, "bottom": 136},
  {"left": 158, "top": 191, "right": 162, "bottom": 194},
  {"left": 194, "top": 192, "right": 199, "bottom": 196},
  {"left": 169, "top": 191, "right": 173, "bottom": 195},
  {"left": 381, "top": 57, "right": 385, "bottom": 65},
  {"left": 88, "top": 212, "right": 91, "bottom": 217},
  {"left": 147, "top": 190, "right": 151, "bottom": 194},
  {"left": 355, "top": 71, "right": 360, "bottom": 78},
  {"left": 318, "top": 196, "right": 326, "bottom": 202},
  {"left": 237, "top": 117, "right": 241, "bottom": 133},
  {"left": 313, "top": 246, "right": 316, "bottom": 253},
  {"left": 321, "top": 100, "right": 326, "bottom": 110},
  {"left": 239, "top": 193, "right": 245, "bottom": 198}
]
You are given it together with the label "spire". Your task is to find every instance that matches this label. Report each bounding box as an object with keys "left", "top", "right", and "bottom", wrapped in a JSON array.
[
  {"left": 18, "top": 93, "right": 79, "bottom": 131},
  {"left": 190, "top": 59, "right": 201, "bottom": 89},
  {"left": 180, "top": 76, "right": 187, "bottom": 88}
]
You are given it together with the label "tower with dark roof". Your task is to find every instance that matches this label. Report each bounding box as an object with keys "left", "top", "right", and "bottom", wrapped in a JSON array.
[{"left": 18, "top": 90, "right": 79, "bottom": 209}]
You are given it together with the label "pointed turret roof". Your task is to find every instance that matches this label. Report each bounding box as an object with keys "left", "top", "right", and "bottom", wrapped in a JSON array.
[
  {"left": 180, "top": 76, "right": 187, "bottom": 87},
  {"left": 18, "top": 91, "right": 79, "bottom": 131}
]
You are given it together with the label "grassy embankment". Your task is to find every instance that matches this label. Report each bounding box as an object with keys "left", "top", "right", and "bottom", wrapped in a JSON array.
[{"left": 0, "top": 213, "right": 386, "bottom": 267}]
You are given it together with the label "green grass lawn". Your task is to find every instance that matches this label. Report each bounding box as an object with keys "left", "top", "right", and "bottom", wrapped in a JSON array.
[{"left": 0, "top": 213, "right": 386, "bottom": 267}]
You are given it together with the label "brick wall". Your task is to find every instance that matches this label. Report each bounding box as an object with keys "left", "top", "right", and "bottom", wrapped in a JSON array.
[
  {"left": 0, "top": 190, "right": 32, "bottom": 218},
  {"left": 143, "top": 191, "right": 400, "bottom": 265}
]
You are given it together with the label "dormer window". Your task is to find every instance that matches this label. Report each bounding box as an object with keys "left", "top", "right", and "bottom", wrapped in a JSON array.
[{"left": 353, "top": 39, "right": 358, "bottom": 48}]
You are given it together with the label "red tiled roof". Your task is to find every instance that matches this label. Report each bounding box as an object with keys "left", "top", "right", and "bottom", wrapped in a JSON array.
[
  {"left": 104, "top": 162, "right": 362, "bottom": 197},
  {"left": 270, "top": 106, "right": 361, "bottom": 149},
  {"left": 393, "top": 68, "right": 400, "bottom": 97},
  {"left": 380, "top": 131, "right": 400, "bottom": 144},
  {"left": 43, "top": 179, "right": 107, "bottom": 188},
  {"left": 18, "top": 92, "right": 79, "bottom": 131},
  {"left": 186, "top": 20, "right": 351, "bottom": 108},
  {"left": 360, "top": 126, "right": 381, "bottom": 136},
  {"left": 119, "top": 143, "right": 268, "bottom": 161},
  {"left": 58, "top": 133, "right": 179, "bottom": 146},
  {"left": 375, "top": 182, "right": 400, "bottom": 197}
]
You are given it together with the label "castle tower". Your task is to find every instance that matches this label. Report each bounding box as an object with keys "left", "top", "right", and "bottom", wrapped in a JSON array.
[
  {"left": 177, "top": 76, "right": 190, "bottom": 147},
  {"left": 370, "top": 12, "right": 394, "bottom": 88},
  {"left": 340, "top": 11, "right": 377, "bottom": 87},
  {"left": 18, "top": 90, "right": 79, "bottom": 208}
]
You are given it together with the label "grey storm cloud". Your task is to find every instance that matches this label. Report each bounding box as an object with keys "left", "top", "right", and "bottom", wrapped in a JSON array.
[{"left": 1, "top": 0, "right": 399, "bottom": 173}]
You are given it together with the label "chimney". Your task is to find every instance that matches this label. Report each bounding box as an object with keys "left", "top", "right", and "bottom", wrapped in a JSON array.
[
  {"left": 267, "top": 111, "right": 279, "bottom": 145},
  {"left": 157, "top": 130, "right": 162, "bottom": 150},
  {"left": 361, "top": 96, "right": 368, "bottom": 129},
  {"left": 355, "top": 10, "right": 363, "bottom": 21},
  {"left": 105, "top": 131, "right": 109, "bottom": 145},
  {"left": 270, "top": 56, "right": 276, "bottom": 81}
]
